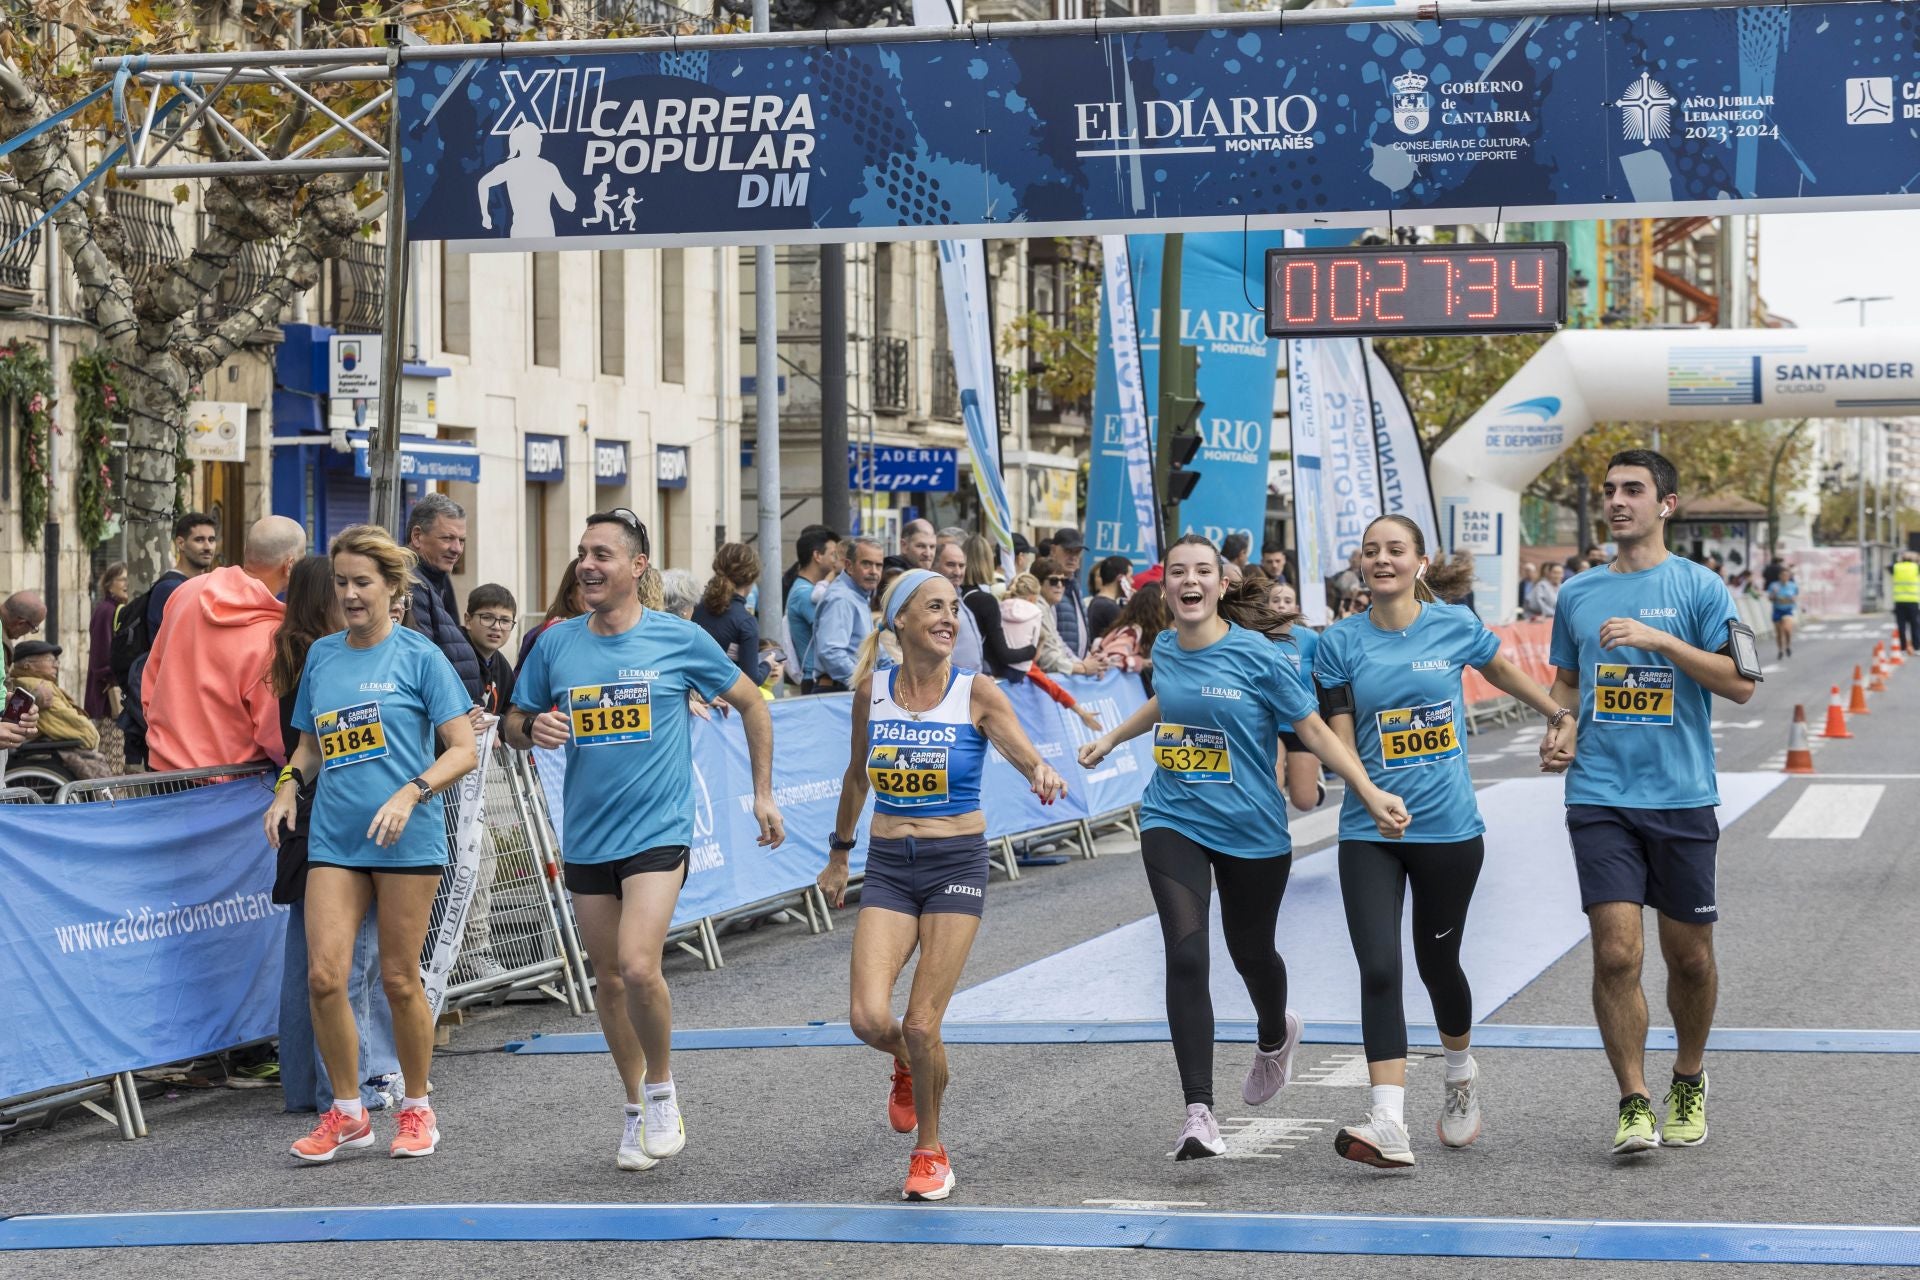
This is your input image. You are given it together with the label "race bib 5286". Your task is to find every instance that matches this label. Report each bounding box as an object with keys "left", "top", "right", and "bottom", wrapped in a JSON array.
[
  {"left": 1152, "top": 723, "right": 1232, "bottom": 784},
  {"left": 1375, "top": 701, "right": 1461, "bottom": 769},
  {"left": 316, "top": 701, "right": 387, "bottom": 769},
  {"left": 1592, "top": 664, "right": 1675, "bottom": 725},
  {"left": 568, "top": 681, "right": 653, "bottom": 745},
  {"left": 867, "top": 744, "right": 951, "bottom": 807}
]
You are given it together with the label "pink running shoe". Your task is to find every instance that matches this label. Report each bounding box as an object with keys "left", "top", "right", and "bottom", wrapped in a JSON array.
[
  {"left": 291, "top": 1107, "right": 374, "bottom": 1164},
  {"left": 390, "top": 1105, "right": 440, "bottom": 1158}
]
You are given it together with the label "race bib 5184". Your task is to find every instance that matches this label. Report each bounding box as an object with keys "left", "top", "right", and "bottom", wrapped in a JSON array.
[
  {"left": 568, "top": 681, "right": 653, "bottom": 745},
  {"left": 1375, "top": 701, "right": 1461, "bottom": 769},
  {"left": 1592, "top": 664, "right": 1675, "bottom": 725},
  {"left": 867, "top": 744, "right": 951, "bottom": 807},
  {"left": 316, "top": 701, "right": 387, "bottom": 769},
  {"left": 1152, "top": 723, "right": 1233, "bottom": 784}
]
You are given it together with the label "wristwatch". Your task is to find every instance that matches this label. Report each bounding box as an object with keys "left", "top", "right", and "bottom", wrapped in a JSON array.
[
  {"left": 408, "top": 776, "right": 433, "bottom": 803},
  {"left": 829, "top": 834, "right": 857, "bottom": 853}
]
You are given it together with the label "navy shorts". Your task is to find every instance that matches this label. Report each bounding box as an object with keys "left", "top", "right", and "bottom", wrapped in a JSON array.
[
  {"left": 1566, "top": 805, "right": 1720, "bottom": 924},
  {"left": 861, "top": 834, "right": 989, "bottom": 918},
  {"left": 564, "top": 845, "right": 689, "bottom": 898}
]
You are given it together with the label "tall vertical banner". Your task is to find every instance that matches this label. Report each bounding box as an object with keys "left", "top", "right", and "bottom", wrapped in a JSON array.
[
  {"left": 1289, "top": 337, "right": 1381, "bottom": 586},
  {"left": 1363, "top": 340, "right": 1439, "bottom": 554},
  {"left": 1086, "top": 236, "right": 1159, "bottom": 570},
  {"left": 1285, "top": 330, "right": 1331, "bottom": 625},
  {"left": 1111, "top": 233, "right": 1281, "bottom": 560}
]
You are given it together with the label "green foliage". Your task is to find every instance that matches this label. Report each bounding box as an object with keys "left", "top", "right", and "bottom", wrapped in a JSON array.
[
  {"left": 0, "top": 342, "right": 56, "bottom": 548},
  {"left": 1372, "top": 333, "right": 1548, "bottom": 451},
  {"left": 71, "top": 350, "right": 121, "bottom": 549},
  {"left": 1001, "top": 239, "right": 1102, "bottom": 410}
]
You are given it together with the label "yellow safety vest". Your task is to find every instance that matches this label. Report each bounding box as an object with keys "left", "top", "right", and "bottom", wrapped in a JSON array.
[{"left": 1894, "top": 560, "right": 1920, "bottom": 605}]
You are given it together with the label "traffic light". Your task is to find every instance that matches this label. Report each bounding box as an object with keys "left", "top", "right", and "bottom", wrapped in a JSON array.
[{"left": 1157, "top": 339, "right": 1204, "bottom": 528}]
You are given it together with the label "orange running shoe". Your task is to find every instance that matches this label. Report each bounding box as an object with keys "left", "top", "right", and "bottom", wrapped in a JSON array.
[
  {"left": 390, "top": 1105, "right": 440, "bottom": 1158},
  {"left": 902, "top": 1145, "right": 954, "bottom": 1201},
  {"left": 290, "top": 1106, "right": 374, "bottom": 1164},
  {"left": 888, "top": 1060, "right": 917, "bottom": 1134}
]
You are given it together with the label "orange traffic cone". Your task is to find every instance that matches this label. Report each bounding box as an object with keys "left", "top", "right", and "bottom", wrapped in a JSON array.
[
  {"left": 1848, "top": 667, "right": 1872, "bottom": 716},
  {"left": 1823, "top": 685, "right": 1854, "bottom": 738},
  {"left": 1782, "top": 705, "right": 1817, "bottom": 775},
  {"left": 1869, "top": 647, "right": 1889, "bottom": 693},
  {"left": 1891, "top": 630, "right": 1908, "bottom": 666}
]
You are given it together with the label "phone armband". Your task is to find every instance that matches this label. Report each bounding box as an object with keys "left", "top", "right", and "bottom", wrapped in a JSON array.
[{"left": 1724, "top": 620, "right": 1763, "bottom": 681}]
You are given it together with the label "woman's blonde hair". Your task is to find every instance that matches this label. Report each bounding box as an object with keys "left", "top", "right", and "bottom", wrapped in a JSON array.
[
  {"left": 1007, "top": 572, "right": 1042, "bottom": 600},
  {"left": 637, "top": 565, "right": 664, "bottom": 611},
  {"left": 852, "top": 571, "right": 947, "bottom": 686},
  {"left": 962, "top": 534, "right": 998, "bottom": 590},
  {"left": 328, "top": 524, "right": 417, "bottom": 602}
]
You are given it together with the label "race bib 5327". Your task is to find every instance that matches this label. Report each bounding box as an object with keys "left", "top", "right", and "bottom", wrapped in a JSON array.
[
  {"left": 867, "top": 744, "right": 951, "bottom": 807},
  {"left": 1592, "top": 664, "right": 1675, "bottom": 725},
  {"left": 568, "top": 681, "right": 653, "bottom": 745},
  {"left": 1152, "top": 723, "right": 1233, "bottom": 784},
  {"left": 316, "top": 701, "right": 387, "bottom": 769},
  {"left": 1375, "top": 701, "right": 1461, "bottom": 769}
]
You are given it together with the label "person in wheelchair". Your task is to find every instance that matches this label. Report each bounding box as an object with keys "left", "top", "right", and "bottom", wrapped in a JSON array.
[{"left": 6, "top": 640, "right": 113, "bottom": 780}]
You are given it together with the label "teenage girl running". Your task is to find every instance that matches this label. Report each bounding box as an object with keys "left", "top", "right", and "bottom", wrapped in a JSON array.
[
  {"left": 1313, "top": 515, "right": 1573, "bottom": 1168},
  {"left": 1078, "top": 535, "right": 1410, "bottom": 1159}
]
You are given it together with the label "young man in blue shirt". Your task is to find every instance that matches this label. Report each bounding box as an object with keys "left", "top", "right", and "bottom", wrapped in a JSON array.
[
  {"left": 505, "top": 509, "right": 785, "bottom": 1172},
  {"left": 1546, "top": 450, "right": 1756, "bottom": 1156}
]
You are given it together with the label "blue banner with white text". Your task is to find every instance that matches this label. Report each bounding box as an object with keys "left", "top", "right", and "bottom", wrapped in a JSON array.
[
  {"left": 401, "top": 3, "right": 1920, "bottom": 248},
  {"left": 0, "top": 779, "right": 286, "bottom": 1098}
]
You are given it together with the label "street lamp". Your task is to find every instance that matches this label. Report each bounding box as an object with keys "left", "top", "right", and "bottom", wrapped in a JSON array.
[{"left": 1836, "top": 295, "right": 1894, "bottom": 606}]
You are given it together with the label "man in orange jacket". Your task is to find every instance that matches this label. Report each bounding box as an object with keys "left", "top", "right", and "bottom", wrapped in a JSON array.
[{"left": 143, "top": 516, "right": 307, "bottom": 771}]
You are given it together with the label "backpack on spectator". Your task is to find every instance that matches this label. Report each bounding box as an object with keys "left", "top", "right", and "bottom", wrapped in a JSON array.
[{"left": 108, "top": 576, "right": 173, "bottom": 691}]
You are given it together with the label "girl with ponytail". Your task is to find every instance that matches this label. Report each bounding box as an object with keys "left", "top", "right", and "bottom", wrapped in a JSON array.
[
  {"left": 1311, "top": 514, "right": 1574, "bottom": 1171},
  {"left": 1078, "top": 533, "right": 1410, "bottom": 1162}
]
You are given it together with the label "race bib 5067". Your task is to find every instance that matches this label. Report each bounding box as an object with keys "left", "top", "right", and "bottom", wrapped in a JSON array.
[
  {"left": 1375, "top": 701, "right": 1461, "bottom": 769},
  {"left": 1152, "top": 723, "right": 1233, "bottom": 784},
  {"left": 568, "top": 681, "right": 653, "bottom": 745},
  {"left": 1592, "top": 664, "right": 1675, "bottom": 725},
  {"left": 867, "top": 744, "right": 951, "bottom": 807},
  {"left": 316, "top": 701, "right": 387, "bottom": 769}
]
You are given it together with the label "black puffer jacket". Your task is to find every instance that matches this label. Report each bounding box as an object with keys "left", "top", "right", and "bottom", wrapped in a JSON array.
[{"left": 408, "top": 563, "right": 484, "bottom": 703}]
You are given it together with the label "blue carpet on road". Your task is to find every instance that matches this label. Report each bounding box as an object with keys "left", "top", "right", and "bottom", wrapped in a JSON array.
[{"left": 5, "top": 1202, "right": 1917, "bottom": 1265}]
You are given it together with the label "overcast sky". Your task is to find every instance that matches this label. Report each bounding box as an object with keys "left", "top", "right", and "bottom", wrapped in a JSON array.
[{"left": 1756, "top": 211, "right": 1920, "bottom": 330}]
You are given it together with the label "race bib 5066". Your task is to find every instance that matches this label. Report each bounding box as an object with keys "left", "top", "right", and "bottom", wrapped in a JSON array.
[
  {"left": 316, "top": 701, "right": 387, "bottom": 769},
  {"left": 1375, "top": 701, "right": 1461, "bottom": 769},
  {"left": 1152, "top": 723, "right": 1233, "bottom": 784},
  {"left": 1592, "top": 664, "right": 1675, "bottom": 725},
  {"left": 568, "top": 681, "right": 653, "bottom": 745},
  {"left": 867, "top": 744, "right": 951, "bottom": 807}
]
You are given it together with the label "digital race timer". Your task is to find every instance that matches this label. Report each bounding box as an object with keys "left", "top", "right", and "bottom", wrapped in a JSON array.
[{"left": 1264, "top": 242, "right": 1567, "bottom": 338}]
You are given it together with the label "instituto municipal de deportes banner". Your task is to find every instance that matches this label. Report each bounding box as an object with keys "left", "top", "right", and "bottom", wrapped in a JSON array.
[
  {"left": 1087, "top": 233, "right": 1282, "bottom": 569},
  {"left": 400, "top": 2, "right": 1919, "bottom": 248}
]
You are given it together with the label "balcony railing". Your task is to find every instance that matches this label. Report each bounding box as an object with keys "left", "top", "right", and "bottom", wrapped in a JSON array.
[
  {"left": 106, "top": 189, "right": 185, "bottom": 299},
  {"left": 196, "top": 213, "right": 283, "bottom": 341},
  {"left": 933, "top": 354, "right": 1015, "bottom": 429},
  {"left": 872, "top": 335, "right": 909, "bottom": 415},
  {"left": 327, "top": 237, "right": 386, "bottom": 334},
  {"left": 594, "top": 0, "right": 716, "bottom": 31},
  {"left": 0, "top": 194, "right": 39, "bottom": 305}
]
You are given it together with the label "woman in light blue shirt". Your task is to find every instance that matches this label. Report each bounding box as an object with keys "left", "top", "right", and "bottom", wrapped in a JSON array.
[
  {"left": 266, "top": 525, "right": 477, "bottom": 1166},
  {"left": 1079, "top": 535, "right": 1409, "bottom": 1162},
  {"left": 1315, "top": 514, "right": 1571, "bottom": 1170}
]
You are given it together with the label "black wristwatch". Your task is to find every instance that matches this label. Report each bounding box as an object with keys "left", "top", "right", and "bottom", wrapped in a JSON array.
[
  {"left": 408, "top": 776, "right": 433, "bottom": 803},
  {"left": 829, "top": 834, "right": 857, "bottom": 853}
]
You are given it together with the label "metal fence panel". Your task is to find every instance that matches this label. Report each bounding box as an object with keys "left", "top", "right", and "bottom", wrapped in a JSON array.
[
  {"left": 54, "top": 762, "right": 274, "bottom": 805},
  {"left": 0, "top": 787, "right": 43, "bottom": 804}
]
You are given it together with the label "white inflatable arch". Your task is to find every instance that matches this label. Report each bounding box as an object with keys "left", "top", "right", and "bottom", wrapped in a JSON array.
[{"left": 1428, "top": 327, "right": 1920, "bottom": 620}]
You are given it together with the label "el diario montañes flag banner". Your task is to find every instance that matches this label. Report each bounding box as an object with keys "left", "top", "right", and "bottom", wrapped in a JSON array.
[{"left": 402, "top": 2, "right": 1919, "bottom": 248}]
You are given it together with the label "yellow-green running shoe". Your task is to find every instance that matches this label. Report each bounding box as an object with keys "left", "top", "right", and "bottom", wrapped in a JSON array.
[
  {"left": 1661, "top": 1073, "right": 1709, "bottom": 1148},
  {"left": 1612, "top": 1094, "right": 1659, "bottom": 1155}
]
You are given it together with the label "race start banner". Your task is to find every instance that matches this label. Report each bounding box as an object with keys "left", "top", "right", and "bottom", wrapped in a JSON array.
[{"left": 401, "top": 3, "right": 1920, "bottom": 248}]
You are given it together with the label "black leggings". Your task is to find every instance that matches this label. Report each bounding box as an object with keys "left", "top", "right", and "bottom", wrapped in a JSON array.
[
  {"left": 1142, "top": 828, "right": 1292, "bottom": 1108},
  {"left": 1339, "top": 836, "right": 1484, "bottom": 1062}
]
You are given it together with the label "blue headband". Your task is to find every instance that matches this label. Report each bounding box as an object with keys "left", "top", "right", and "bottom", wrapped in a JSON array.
[{"left": 883, "top": 569, "right": 942, "bottom": 630}]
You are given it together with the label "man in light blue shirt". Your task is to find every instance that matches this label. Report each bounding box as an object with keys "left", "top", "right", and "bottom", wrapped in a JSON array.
[
  {"left": 813, "top": 536, "right": 884, "bottom": 692},
  {"left": 1545, "top": 449, "right": 1755, "bottom": 1158},
  {"left": 785, "top": 526, "right": 840, "bottom": 691}
]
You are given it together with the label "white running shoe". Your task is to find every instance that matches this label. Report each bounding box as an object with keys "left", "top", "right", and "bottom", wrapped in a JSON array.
[
  {"left": 1171, "top": 1103, "right": 1226, "bottom": 1160},
  {"left": 617, "top": 1107, "right": 657, "bottom": 1171},
  {"left": 641, "top": 1087, "right": 686, "bottom": 1160},
  {"left": 1335, "top": 1107, "right": 1416, "bottom": 1169},
  {"left": 1438, "top": 1058, "right": 1482, "bottom": 1148},
  {"left": 1242, "top": 1008, "right": 1305, "bottom": 1106}
]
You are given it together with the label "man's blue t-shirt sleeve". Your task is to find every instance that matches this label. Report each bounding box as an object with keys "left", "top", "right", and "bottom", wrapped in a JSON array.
[
  {"left": 1548, "top": 595, "right": 1578, "bottom": 673},
  {"left": 687, "top": 625, "right": 743, "bottom": 701},
  {"left": 1692, "top": 572, "right": 1739, "bottom": 652},
  {"left": 510, "top": 629, "right": 554, "bottom": 715}
]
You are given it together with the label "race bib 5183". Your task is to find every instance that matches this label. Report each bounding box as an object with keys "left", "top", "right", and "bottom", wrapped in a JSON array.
[
  {"left": 1592, "top": 664, "right": 1675, "bottom": 725},
  {"left": 867, "top": 744, "right": 951, "bottom": 807},
  {"left": 1375, "top": 701, "right": 1461, "bottom": 769},
  {"left": 1152, "top": 723, "right": 1233, "bottom": 784},
  {"left": 316, "top": 701, "right": 387, "bottom": 769},
  {"left": 568, "top": 681, "right": 653, "bottom": 745}
]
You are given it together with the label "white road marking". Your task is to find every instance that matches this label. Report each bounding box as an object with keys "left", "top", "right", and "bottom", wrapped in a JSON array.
[
  {"left": 1215, "top": 1117, "right": 1336, "bottom": 1158},
  {"left": 1768, "top": 784, "right": 1886, "bottom": 840},
  {"left": 1718, "top": 719, "right": 1766, "bottom": 730},
  {"left": 1292, "top": 1054, "right": 1380, "bottom": 1088},
  {"left": 1083, "top": 1199, "right": 1209, "bottom": 1210}
]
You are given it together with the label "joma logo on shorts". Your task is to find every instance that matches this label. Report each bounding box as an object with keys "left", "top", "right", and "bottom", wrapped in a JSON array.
[{"left": 943, "top": 884, "right": 983, "bottom": 898}]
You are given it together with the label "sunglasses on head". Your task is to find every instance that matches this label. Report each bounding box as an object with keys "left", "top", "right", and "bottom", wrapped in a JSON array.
[{"left": 586, "top": 507, "right": 651, "bottom": 557}]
